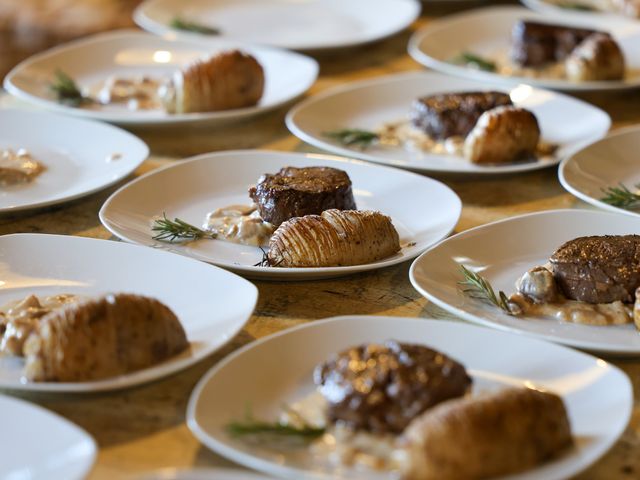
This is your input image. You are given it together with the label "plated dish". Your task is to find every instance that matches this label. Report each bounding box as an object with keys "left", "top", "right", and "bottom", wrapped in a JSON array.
[
  {"left": 0, "top": 233, "right": 257, "bottom": 391},
  {"left": 521, "top": 0, "right": 640, "bottom": 21},
  {"left": 0, "top": 394, "right": 96, "bottom": 480},
  {"left": 408, "top": 6, "right": 640, "bottom": 91},
  {"left": 286, "top": 71, "right": 610, "bottom": 174},
  {"left": 187, "top": 315, "right": 632, "bottom": 480},
  {"left": 559, "top": 125, "right": 640, "bottom": 217},
  {"left": 410, "top": 209, "right": 640, "bottom": 354},
  {"left": 99, "top": 150, "right": 461, "bottom": 280},
  {"left": 133, "top": 0, "right": 421, "bottom": 51},
  {"left": 0, "top": 109, "right": 148, "bottom": 213},
  {"left": 3, "top": 31, "right": 318, "bottom": 126}
]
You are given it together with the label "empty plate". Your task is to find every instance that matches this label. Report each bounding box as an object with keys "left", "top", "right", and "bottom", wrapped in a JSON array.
[
  {"left": 187, "top": 315, "right": 632, "bottom": 480},
  {"left": 4, "top": 30, "right": 318, "bottom": 126},
  {"left": 408, "top": 6, "right": 640, "bottom": 91},
  {"left": 133, "top": 0, "right": 421, "bottom": 51},
  {"left": 99, "top": 150, "right": 462, "bottom": 280},
  {"left": 0, "top": 234, "right": 257, "bottom": 392},
  {"left": 559, "top": 125, "right": 640, "bottom": 217},
  {"left": 286, "top": 71, "right": 610, "bottom": 174},
  {"left": 410, "top": 209, "right": 640, "bottom": 354},
  {"left": 0, "top": 108, "right": 148, "bottom": 213},
  {"left": 0, "top": 394, "right": 96, "bottom": 480}
]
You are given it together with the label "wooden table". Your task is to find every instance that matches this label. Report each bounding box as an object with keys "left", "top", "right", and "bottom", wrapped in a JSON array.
[{"left": 3, "top": 3, "right": 640, "bottom": 479}]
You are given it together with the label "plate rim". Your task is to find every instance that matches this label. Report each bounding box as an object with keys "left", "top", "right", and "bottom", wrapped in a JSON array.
[
  {"left": 132, "top": 0, "right": 422, "bottom": 51},
  {"left": 0, "top": 107, "right": 149, "bottom": 213},
  {"left": 558, "top": 124, "right": 640, "bottom": 218},
  {"left": 0, "top": 233, "right": 258, "bottom": 392},
  {"left": 0, "top": 393, "right": 98, "bottom": 480},
  {"left": 99, "top": 149, "right": 462, "bottom": 279},
  {"left": 186, "top": 314, "right": 633, "bottom": 480},
  {"left": 408, "top": 208, "right": 640, "bottom": 354},
  {"left": 2, "top": 29, "right": 319, "bottom": 126},
  {"left": 285, "top": 70, "right": 611, "bottom": 174},
  {"left": 407, "top": 5, "right": 640, "bottom": 92}
]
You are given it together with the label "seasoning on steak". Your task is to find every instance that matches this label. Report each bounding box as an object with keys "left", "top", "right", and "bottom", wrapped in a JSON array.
[
  {"left": 313, "top": 341, "right": 472, "bottom": 434},
  {"left": 549, "top": 235, "right": 640, "bottom": 304},
  {"left": 248, "top": 166, "right": 356, "bottom": 227},
  {"left": 410, "top": 92, "right": 513, "bottom": 140},
  {"left": 510, "top": 20, "right": 605, "bottom": 67}
]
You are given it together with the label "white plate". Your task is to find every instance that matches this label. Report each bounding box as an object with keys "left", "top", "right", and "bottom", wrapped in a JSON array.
[
  {"left": 138, "top": 468, "right": 276, "bottom": 479},
  {"left": 0, "top": 234, "right": 257, "bottom": 392},
  {"left": 286, "top": 71, "right": 610, "bottom": 174},
  {"left": 559, "top": 125, "right": 640, "bottom": 217},
  {"left": 0, "top": 394, "right": 96, "bottom": 479},
  {"left": 410, "top": 209, "right": 640, "bottom": 355},
  {"left": 3, "top": 30, "right": 318, "bottom": 127},
  {"left": 0, "top": 109, "right": 148, "bottom": 213},
  {"left": 99, "top": 150, "right": 461, "bottom": 281},
  {"left": 133, "top": 0, "right": 421, "bottom": 51},
  {"left": 187, "top": 315, "right": 632, "bottom": 480},
  {"left": 408, "top": 6, "right": 640, "bottom": 91},
  {"left": 521, "top": 0, "right": 639, "bottom": 22}
]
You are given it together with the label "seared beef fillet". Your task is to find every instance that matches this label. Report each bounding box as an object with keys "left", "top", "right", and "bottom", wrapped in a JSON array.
[
  {"left": 549, "top": 235, "right": 640, "bottom": 304},
  {"left": 249, "top": 166, "right": 356, "bottom": 227},
  {"left": 410, "top": 91, "right": 512, "bottom": 140},
  {"left": 313, "top": 341, "right": 472, "bottom": 434},
  {"left": 510, "top": 20, "right": 605, "bottom": 67}
]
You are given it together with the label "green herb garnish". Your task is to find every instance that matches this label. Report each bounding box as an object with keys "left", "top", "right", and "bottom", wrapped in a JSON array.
[
  {"left": 50, "top": 70, "right": 92, "bottom": 106},
  {"left": 151, "top": 213, "right": 217, "bottom": 243},
  {"left": 226, "top": 406, "right": 325, "bottom": 440},
  {"left": 170, "top": 17, "right": 221, "bottom": 35},
  {"left": 324, "top": 129, "right": 380, "bottom": 148},
  {"left": 600, "top": 183, "right": 640, "bottom": 210},
  {"left": 458, "top": 265, "right": 514, "bottom": 315},
  {"left": 556, "top": 1, "right": 597, "bottom": 11},
  {"left": 453, "top": 52, "right": 497, "bottom": 72}
]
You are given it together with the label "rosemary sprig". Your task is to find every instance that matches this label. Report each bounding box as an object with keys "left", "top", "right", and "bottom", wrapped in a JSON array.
[
  {"left": 324, "top": 129, "right": 380, "bottom": 148},
  {"left": 600, "top": 183, "right": 640, "bottom": 210},
  {"left": 557, "top": 1, "right": 597, "bottom": 11},
  {"left": 170, "top": 17, "right": 221, "bottom": 35},
  {"left": 226, "top": 406, "right": 325, "bottom": 440},
  {"left": 458, "top": 265, "right": 514, "bottom": 315},
  {"left": 50, "top": 70, "right": 93, "bottom": 106},
  {"left": 151, "top": 213, "right": 217, "bottom": 243},
  {"left": 453, "top": 52, "right": 497, "bottom": 72}
]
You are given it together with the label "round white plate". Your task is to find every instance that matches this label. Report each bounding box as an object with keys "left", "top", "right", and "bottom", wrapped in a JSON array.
[
  {"left": 408, "top": 6, "right": 640, "bottom": 91},
  {"left": 187, "top": 315, "right": 632, "bottom": 480},
  {"left": 0, "top": 394, "right": 96, "bottom": 479},
  {"left": 3, "top": 30, "right": 318, "bottom": 127},
  {"left": 138, "top": 468, "right": 276, "bottom": 479},
  {"left": 0, "top": 109, "right": 148, "bottom": 213},
  {"left": 0, "top": 234, "right": 257, "bottom": 392},
  {"left": 99, "top": 150, "right": 461, "bottom": 281},
  {"left": 133, "top": 0, "right": 421, "bottom": 51},
  {"left": 286, "top": 71, "right": 610, "bottom": 174},
  {"left": 559, "top": 125, "right": 640, "bottom": 217},
  {"left": 410, "top": 209, "right": 640, "bottom": 355},
  {"left": 521, "top": 0, "right": 639, "bottom": 22}
]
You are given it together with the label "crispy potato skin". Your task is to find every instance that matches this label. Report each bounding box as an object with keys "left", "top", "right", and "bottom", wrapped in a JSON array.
[
  {"left": 23, "top": 294, "right": 188, "bottom": 382},
  {"left": 464, "top": 106, "right": 540, "bottom": 164},
  {"left": 566, "top": 33, "right": 625, "bottom": 82},
  {"left": 268, "top": 209, "right": 400, "bottom": 267},
  {"left": 400, "top": 387, "right": 573, "bottom": 480}
]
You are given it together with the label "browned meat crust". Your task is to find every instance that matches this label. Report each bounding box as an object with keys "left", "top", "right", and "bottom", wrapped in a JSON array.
[
  {"left": 249, "top": 166, "right": 356, "bottom": 227},
  {"left": 550, "top": 235, "right": 640, "bottom": 304},
  {"left": 314, "top": 341, "right": 472, "bottom": 434}
]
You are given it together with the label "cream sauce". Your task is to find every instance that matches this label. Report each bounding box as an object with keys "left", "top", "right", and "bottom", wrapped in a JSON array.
[
  {"left": 510, "top": 292, "right": 633, "bottom": 326},
  {"left": 378, "top": 121, "right": 464, "bottom": 156},
  {"left": 203, "top": 204, "right": 274, "bottom": 247},
  {"left": 95, "top": 76, "right": 164, "bottom": 110},
  {"left": 0, "top": 294, "right": 78, "bottom": 356},
  {"left": 0, "top": 149, "right": 45, "bottom": 186}
]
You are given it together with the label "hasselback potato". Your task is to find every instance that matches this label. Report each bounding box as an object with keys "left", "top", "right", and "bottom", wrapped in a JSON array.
[{"left": 267, "top": 209, "right": 400, "bottom": 267}]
